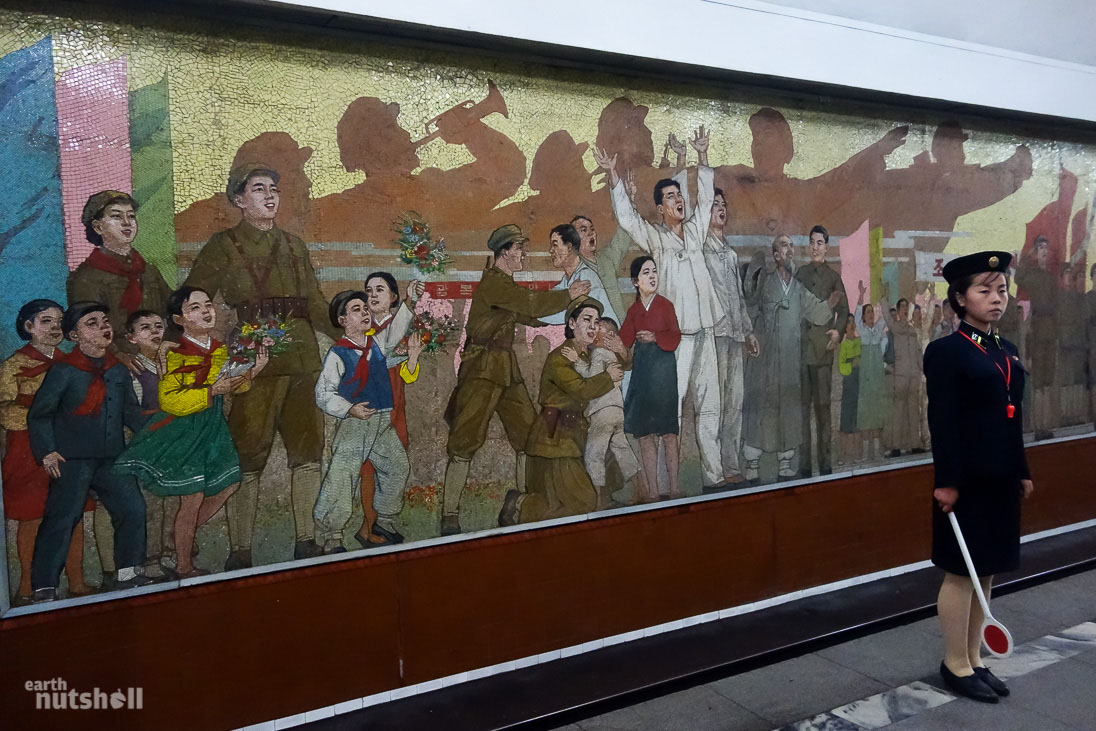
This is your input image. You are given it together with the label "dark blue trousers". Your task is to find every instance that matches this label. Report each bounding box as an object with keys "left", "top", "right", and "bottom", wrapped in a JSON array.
[{"left": 31, "top": 458, "right": 146, "bottom": 590}]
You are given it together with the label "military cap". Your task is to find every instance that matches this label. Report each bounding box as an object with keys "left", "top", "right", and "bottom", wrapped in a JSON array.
[
  {"left": 565, "top": 295, "right": 604, "bottom": 324},
  {"left": 81, "top": 190, "right": 137, "bottom": 226},
  {"left": 226, "top": 162, "right": 281, "bottom": 202},
  {"left": 942, "top": 250, "right": 1012, "bottom": 284},
  {"left": 487, "top": 224, "right": 528, "bottom": 254}
]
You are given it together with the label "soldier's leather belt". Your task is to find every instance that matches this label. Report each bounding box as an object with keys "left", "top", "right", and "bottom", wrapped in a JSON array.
[
  {"left": 466, "top": 336, "right": 513, "bottom": 351},
  {"left": 237, "top": 297, "right": 309, "bottom": 323},
  {"left": 540, "top": 406, "right": 581, "bottom": 438}
]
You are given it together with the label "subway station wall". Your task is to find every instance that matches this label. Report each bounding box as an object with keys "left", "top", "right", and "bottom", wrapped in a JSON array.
[
  {"left": 2, "top": 1, "right": 1096, "bottom": 727},
  {"left": 1, "top": 0, "right": 1095, "bottom": 654},
  {"left": 2, "top": 439, "right": 1094, "bottom": 730}
]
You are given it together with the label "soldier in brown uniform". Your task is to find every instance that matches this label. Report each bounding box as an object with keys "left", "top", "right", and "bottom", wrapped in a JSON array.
[
  {"left": 185, "top": 163, "right": 338, "bottom": 568},
  {"left": 498, "top": 297, "right": 622, "bottom": 526},
  {"left": 795, "top": 225, "right": 848, "bottom": 476},
  {"left": 440, "top": 225, "right": 589, "bottom": 536}
]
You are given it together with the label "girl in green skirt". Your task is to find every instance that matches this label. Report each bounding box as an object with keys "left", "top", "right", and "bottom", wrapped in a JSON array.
[{"left": 115, "top": 286, "right": 267, "bottom": 577}]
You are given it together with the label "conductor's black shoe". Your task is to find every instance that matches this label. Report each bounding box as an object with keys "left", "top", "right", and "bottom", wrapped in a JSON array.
[
  {"left": 973, "top": 666, "right": 1010, "bottom": 696},
  {"left": 940, "top": 662, "right": 998, "bottom": 703}
]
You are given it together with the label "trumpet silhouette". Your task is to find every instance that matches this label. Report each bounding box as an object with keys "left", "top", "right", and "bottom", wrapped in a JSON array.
[{"left": 412, "top": 79, "right": 508, "bottom": 150}]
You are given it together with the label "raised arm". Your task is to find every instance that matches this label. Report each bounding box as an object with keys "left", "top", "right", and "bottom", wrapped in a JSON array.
[
  {"left": 597, "top": 146, "right": 658, "bottom": 254},
  {"left": 687, "top": 126, "right": 715, "bottom": 237},
  {"left": 375, "top": 300, "right": 416, "bottom": 357}
]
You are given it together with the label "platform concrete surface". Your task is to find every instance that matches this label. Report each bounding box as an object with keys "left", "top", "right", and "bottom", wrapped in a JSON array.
[{"left": 553, "top": 568, "right": 1096, "bottom": 731}]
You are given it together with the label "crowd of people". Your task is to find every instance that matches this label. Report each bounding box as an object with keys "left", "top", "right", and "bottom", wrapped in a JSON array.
[{"left": 3, "top": 125, "right": 1094, "bottom": 605}]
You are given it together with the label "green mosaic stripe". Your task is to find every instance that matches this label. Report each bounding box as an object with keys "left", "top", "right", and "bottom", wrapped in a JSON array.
[{"left": 129, "top": 74, "right": 178, "bottom": 287}]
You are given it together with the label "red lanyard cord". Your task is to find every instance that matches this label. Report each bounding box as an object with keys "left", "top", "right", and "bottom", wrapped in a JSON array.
[{"left": 958, "top": 330, "right": 1014, "bottom": 418}]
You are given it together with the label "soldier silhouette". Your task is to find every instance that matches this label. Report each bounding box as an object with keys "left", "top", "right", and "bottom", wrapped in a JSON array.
[
  {"left": 174, "top": 132, "right": 314, "bottom": 245},
  {"left": 716, "top": 107, "right": 909, "bottom": 237},
  {"left": 310, "top": 82, "right": 525, "bottom": 251}
]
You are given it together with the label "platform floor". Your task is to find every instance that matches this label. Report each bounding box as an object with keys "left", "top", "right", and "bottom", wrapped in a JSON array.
[{"left": 551, "top": 568, "right": 1096, "bottom": 730}]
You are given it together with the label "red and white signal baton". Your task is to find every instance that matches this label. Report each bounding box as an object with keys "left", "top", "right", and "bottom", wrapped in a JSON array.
[{"left": 948, "top": 511, "right": 1014, "bottom": 657}]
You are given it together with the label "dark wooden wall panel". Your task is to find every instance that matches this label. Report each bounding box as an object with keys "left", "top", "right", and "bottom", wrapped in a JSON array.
[{"left": 1, "top": 438, "right": 1093, "bottom": 730}]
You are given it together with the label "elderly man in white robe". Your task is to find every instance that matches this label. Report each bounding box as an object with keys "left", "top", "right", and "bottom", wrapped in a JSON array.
[
  {"left": 595, "top": 127, "right": 730, "bottom": 490},
  {"left": 742, "top": 235, "right": 840, "bottom": 482}
]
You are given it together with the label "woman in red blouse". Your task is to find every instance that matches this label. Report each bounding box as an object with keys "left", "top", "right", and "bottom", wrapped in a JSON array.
[{"left": 619, "top": 256, "right": 682, "bottom": 499}]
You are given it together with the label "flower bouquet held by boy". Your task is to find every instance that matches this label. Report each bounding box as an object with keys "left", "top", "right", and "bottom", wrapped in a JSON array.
[{"left": 114, "top": 287, "right": 269, "bottom": 577}]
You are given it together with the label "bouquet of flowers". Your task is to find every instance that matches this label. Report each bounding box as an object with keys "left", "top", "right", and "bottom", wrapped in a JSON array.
[
  {"left": 394, "top": 310, "right": 460, "bottom": 356},
  {"left": 218, "top": 318, "right": 295, "bottom": 379},
  {"left": 395, "top": 211, "right": 451, "bottom": 275}
]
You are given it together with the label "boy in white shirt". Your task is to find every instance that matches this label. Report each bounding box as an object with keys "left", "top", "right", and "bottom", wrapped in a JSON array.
[{"left": 574, "top": 317, "right": 641, "bottom": 508}]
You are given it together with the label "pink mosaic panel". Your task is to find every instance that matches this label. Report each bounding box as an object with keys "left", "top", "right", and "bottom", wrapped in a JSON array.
[{"left": 56, "top": 56, "right": 132, "bottom": 270}]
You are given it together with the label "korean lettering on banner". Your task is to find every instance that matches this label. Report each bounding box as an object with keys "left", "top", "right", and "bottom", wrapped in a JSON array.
[{"left": 915, "top": 250, "right": 957, "bottom": 282}]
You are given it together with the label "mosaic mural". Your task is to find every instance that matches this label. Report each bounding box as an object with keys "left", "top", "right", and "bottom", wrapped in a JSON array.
[{"left": 1, "top": 2, "right": 1095, "bottom": 609}]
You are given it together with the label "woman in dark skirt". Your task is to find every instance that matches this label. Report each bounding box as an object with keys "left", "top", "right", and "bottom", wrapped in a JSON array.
[
  {"left": 619, "top": 256, "right": 681, "bottom": 499},
  {"left": 925, "top": 251, "right": 1034, "bottom": 703}
]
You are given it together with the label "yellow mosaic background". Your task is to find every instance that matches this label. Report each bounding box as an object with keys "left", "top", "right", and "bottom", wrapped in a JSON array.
[{"left": 0, "top": 2, "right": 1093, "bottom": 267}]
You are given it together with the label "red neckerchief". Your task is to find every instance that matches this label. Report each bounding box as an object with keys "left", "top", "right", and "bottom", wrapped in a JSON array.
[
  {"left": 168, "top": 336, "right": 222, "bottom": 387},
  {"left": 16, "top": 344, "right": 57, "bottom": 379},
  {"left": 371, "top": 311, "right": 395, "bottom": 334},
  {"left": 335, "top": 335, "right": 376, "bottom": 398},
  {"left": 958, "top": 328, "right": 1014, "bottom": 418},
  {"left": 84, "top": 247, "right": 147, "bottom": 312},
  {"left": 61, "top": 348, "right": 120, "bottom": 416}
]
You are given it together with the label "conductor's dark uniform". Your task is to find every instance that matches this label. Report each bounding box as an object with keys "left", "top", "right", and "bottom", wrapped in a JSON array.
[{"left": 926, "top": 257, "right": 1030, "bottom": 577}]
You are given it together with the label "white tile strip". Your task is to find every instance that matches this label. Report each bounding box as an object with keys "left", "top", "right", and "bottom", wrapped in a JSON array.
[{"left": 773, "top": 622, "right": 1096, "bottom": 731}]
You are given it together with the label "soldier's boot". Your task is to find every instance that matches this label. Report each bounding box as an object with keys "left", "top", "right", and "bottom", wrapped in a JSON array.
[
  {"left": 225, "top": 471, "right": 260, "bottom": 571},
  {"left": 291, "top": 464, "right": 324, "bottom": 559},
  {"left": 441, "top": 457, "right": 471, "bottom": 536},
  {"left": 514, "top": 452, "right": 528, "bottom": 494}
]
